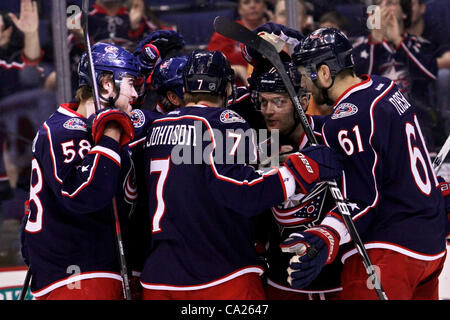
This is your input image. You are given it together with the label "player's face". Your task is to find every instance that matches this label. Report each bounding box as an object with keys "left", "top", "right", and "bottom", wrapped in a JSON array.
[
  {"left": 259, "top": 92, "right": 296, "bottom": 135},
  {"left": 116, "top": 75, "right": 138, "bottom": 115},
  {"left": 298, "top": 66, "right": 327, "bottom": 105}
]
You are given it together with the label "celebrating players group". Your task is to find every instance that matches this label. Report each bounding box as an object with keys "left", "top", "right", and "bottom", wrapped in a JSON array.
[{"left": 20, "top": 22, "right": 450, "bottom": 300}]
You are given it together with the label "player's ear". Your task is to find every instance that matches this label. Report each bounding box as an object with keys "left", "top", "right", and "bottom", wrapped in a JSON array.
[
  {"left": 166, "top": 91, "right": 182, "bottom": 106},
  {"left": 99, "top": 74, "right": 115, "bottom": 97},
  {"left": 318, "top": 64, "right": 332, "bottom": 86}
]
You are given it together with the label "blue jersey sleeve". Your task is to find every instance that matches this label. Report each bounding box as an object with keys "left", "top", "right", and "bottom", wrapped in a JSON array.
[
  {"left": 204, "top": 109, "right": 295, "bottom": 215},
  {"left": 33, "top": 122, "right": 122, "bottom": 214}
]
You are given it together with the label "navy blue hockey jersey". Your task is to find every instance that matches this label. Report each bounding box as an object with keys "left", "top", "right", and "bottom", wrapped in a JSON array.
[
  {"left": 315, "top": 75, "right": 447, "bottom": 262},
  {"left": 257, "top": 135, "right": 343, "bottom": 294},
  {"left": 23, "top": 103, "right": 138, "bottom": 297},
  {"left": 139, "top": 104, "right": 296, "bottom": 290}
]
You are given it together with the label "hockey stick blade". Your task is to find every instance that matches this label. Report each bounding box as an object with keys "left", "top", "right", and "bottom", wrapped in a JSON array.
[{"left": 214, "top": 16, "right": 388, "bottom": 300}]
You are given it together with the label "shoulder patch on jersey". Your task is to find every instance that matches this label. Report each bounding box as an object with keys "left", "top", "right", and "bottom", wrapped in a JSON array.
[
  {"left": 219, "top": 109, "right": 246, "bottom": 124},
  {"left": 63, "top": 118, "right": 88, "bottom": 131},
  {"left": 131, "top": 109, "right": 145, "bottom": 128},
  {"left": 331, "top": 103, "right": 358, "bottom": 120}
]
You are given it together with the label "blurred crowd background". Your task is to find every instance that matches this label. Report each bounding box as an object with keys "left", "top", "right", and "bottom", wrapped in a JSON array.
[{"left": 0, "top": 0, "right": 448, "bottom": 269}]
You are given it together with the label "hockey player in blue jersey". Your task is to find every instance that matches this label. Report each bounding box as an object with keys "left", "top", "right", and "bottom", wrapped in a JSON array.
[
  {"left": 139, "top": 49, "right": 343, "bottom": 300},
  {"left": 20, "top": 42, "right": 141, "bottom": 299},
  {"left": 126, "top": 56, "right": 188, "bottom": 298},
  {"left": 150, "top": 56, "right": 188, "bottom": 114},
  {"left": 282, "top": 28, "right": 447, "bottom": 300},
  {"left": 253, "top": 63, "right": 344, "bottom": 300}
]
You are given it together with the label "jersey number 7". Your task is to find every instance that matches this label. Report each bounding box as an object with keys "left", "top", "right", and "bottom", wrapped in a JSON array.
[{"left": 150, "top": 157, "right": 171, "bottom": 233}]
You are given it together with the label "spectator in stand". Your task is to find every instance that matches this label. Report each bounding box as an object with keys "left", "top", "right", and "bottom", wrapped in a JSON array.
[
  {"left": 405, "top": 0, "right": 450, "bottom": 145},
  {"left": 352, "top": 0, "right": 443, "bottom": 153},
  {"left": 0, "top": 0, "right": 44, "bottom": 204},
  {"left": 0, "top": 0, "right": 45, "bottom": 100},
  {"left": 318, "top": 11, "right": 348, "bottom": 35},
  {"left": 61, "top": 0, "right": 167, "bottom": 95},
  {"left": 273, "top": 0, "right": 315, "bottom": 35},
  {"left": 0, "top": 0, "right": 45, "bottom": 267},
  {"left": 208, "top": 0, "right": 268, "bottom": 86},
  {"left": 405, "top": 0, "right": 450, "bottom": 70}
]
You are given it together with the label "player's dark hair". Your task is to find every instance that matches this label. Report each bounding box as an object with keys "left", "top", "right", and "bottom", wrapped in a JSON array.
[
  {"left": 159, "top": 91, "right": 183, "bottom": 112},
  {"left": 336, "top": 67, "right": 356, "bottom": 79}
]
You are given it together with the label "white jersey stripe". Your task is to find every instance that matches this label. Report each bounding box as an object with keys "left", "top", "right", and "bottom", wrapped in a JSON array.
[
  {"left": 43, "top": 122, "right": 63, "bottom": 184},
  {"left": 341, "top": 242, "right": 447, "bottom": 263},
  {"left": 140, "top": 266, "right": 263, "bottom": 291},
  {"left": 89, "top": 145, "right": 121, "bottom": 166},
  {"left": 31, "top": 272, "right": 122, "bottom": 297},
  {"left": 400, "top": 42, "right": 437, "bottom": 80}
]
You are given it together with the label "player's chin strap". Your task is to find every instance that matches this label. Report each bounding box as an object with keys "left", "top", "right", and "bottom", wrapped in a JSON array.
[
  {"left": 313, "top": 77, "right": 335, "bottom": 107},
  {"left": 224, "top": 83, "right": 237, "bottom": 108}
]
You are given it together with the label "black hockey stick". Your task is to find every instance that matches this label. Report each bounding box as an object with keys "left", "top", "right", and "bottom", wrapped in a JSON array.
[
  {"left": 433, "top": 134, "right": 450, "bottom": 174},
  {"left": 19, "top": 268, "right": 31, "bottom": 300},
  {"left": 213, "top": 16, "right": 388, "bottom": 300},
  {"left": 81, "top": 0, "right": 132, "bottom": 300}
]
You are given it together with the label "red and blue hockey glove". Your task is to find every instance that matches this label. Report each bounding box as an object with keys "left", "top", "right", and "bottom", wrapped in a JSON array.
[
  {"left": 280, "top": 225, "right": 340, "bottom": 289},
  {"left": 134, "top": 30, "right": 185, "bottom": 75},
  {"left": 282, "top": 145, "right": 343, "bottom": 194},
  {"left": 241, "top": 22, "right": 304, "bottom": 66},
  {"left": 137, "top": 43, "right": 161, "bottom": 76},
  {"left": 89, "top": 109, "right": 135, "bottom": 149}
]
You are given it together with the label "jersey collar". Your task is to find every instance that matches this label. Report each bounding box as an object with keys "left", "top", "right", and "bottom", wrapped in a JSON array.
[
  {"left": 333, "top": 75, "right": 372, "bottom": 109},
  {"left": 58, "top": 103, "right": 84, "bottom": 118}
]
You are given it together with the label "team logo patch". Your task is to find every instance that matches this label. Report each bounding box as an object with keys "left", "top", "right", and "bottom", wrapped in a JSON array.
[
  {"left": 331, "top": 103, "right": 358, "bottom": 119},
  {"left": 219, "top": 110, "right": 245, "bottom": 124},
  {"left": 131, "top": 109, "right": 145, "bottom": 128},
  {"left": 104, "top": 45, "right": 119, "bottom": 54},
  {"left": 63, "top": 118, "right": 87, "bottom": 131}
]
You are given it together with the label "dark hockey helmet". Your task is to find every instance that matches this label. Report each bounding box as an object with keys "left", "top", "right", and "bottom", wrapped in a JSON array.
[
  {"left": 78, "top": 42, "right": 140, "bottom": 88},
  {"left": 292, "top": 28, "right": 354, "bottom": 80},
  {"left": 151, "top": 55, "right": 188, "bottom": 99},
  {"left": 183, "top": 50, "right": 234, "bottom": 97},
  {"left": 253, "top": 62, "right": 302, "bottom": 94}
]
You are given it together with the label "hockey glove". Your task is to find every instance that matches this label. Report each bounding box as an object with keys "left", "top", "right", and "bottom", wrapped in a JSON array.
[
  {"left": 89, "top": 109, "right": 135, "bottom": 149},
  {"left": 280, "top": 226, "right": 340, "bottom": 289},
  {"left": 282, "top": 145, "right": 343, "bottom": 194},
  {"left": 134, "top": 30, "right": 185, "bottom": 74},
  {"left": 241, "top": 22, "right": 304, "bottom": 66},
  {"left": 137, "top": 43, "right": 161, "bottom": 76}
]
